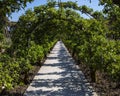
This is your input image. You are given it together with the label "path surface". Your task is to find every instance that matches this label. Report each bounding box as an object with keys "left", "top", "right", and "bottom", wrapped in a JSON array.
[{"left": 24, "top": 41, "right": 97, "bottom": 96}]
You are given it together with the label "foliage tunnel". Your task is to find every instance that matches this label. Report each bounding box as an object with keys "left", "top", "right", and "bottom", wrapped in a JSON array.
[{"left": 0, "top": 0, "right": 120, "bottom": 94}]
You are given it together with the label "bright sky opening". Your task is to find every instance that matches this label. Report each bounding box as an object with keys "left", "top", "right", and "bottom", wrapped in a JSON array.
[{"left": 9, "top": 0, "right": 103, "bottom": 21}]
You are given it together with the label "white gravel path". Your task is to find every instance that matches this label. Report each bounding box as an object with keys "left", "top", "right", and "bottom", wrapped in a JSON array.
[{"left": 24, "top": 41, "right": 98, "bottom": 96}]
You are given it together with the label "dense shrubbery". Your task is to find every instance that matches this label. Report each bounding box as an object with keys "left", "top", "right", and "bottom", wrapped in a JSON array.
[
  {"left": 0, "top": 42, "right": 56, "bottom": 92},
  {"left": 0, "top": 2, "right": 57, "bottom": 92},
  {"left": 64, "top": 19, "right": 120, "bottom": 83},
  {"left": 27, "top": 41, "right": 44, "bottom": 64},
  {"left": 61, "top": 1, "right": 120, "bottom": 86}
]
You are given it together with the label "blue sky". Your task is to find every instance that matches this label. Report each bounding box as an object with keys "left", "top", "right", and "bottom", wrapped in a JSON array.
[{"left": 9, "top": 0, "right": 103, "bottom": 21}]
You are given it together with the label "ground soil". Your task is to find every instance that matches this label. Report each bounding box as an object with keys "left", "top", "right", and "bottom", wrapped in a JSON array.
[
  {"left": 1, "top": 63, "right": 42, "bottom": 96},
  {"left": 78, "top": 63, "right": 120, "bottom": 96}
]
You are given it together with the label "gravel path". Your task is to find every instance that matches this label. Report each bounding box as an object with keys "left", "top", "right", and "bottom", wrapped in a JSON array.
[{"left": 24, "top": 41, "right": 97, "bottom": 96}]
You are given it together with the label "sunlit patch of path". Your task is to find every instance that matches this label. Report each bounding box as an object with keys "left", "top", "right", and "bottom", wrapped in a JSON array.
[{"left": 24, "top": 41, "right": 97, "bottom": 96}]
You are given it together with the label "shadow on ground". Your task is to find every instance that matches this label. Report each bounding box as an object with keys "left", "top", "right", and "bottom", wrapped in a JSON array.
[{"left": 24, "top": 41, "right": 96, "bottom": 96}]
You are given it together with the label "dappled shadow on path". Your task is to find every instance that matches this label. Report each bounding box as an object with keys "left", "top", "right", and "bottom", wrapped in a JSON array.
[{"left": 24, "top": 41, "right": 96, "bottom": 96}]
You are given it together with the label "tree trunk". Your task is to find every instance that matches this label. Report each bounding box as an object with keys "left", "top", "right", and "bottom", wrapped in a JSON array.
[
  {"left": 24, "top": 73, "right": 29, "bottom": 84},
  {"left": 90, "top": 67, "right": 96, "bottom": 82},
  {"left": 116, "top": 81, "right": 120, "bottom": 88}
]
